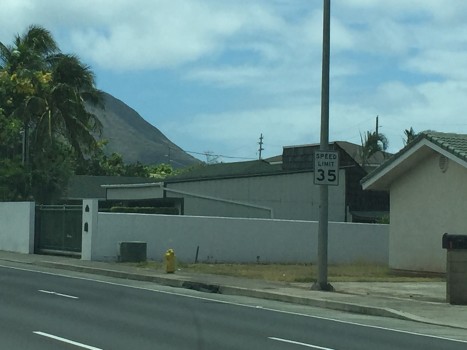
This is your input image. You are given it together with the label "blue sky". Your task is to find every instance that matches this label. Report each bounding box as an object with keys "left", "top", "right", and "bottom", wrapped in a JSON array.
[{"left": 2, "top": 0, "right": 467, "bottom": 162}]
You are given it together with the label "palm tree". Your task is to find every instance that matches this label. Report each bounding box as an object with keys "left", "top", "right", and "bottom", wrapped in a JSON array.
[
  {"left": 33, "top": 53, "right": 103, "bottom": 161},
  {"left": 403, "top": 127, "right": 418, "bottom": 146},
  {"left": 1, "top": 25, "right": 60, "bottom": 165},
  {"left": 0, "top": 25, "right": 58, "bottom": 72},
  {"left": 360, "top": 130, "right": 388, "bottom": 167},
  {"left": 1, "top": 25, "right": 102, "bottom": 165},
  {"left": 1, "top": 25, "right": 103, "bottom": 202}
]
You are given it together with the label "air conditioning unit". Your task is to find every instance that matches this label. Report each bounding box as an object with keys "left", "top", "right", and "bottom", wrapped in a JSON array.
[{"left": 119, "top": 241, "right": 147, "bottom": 262}]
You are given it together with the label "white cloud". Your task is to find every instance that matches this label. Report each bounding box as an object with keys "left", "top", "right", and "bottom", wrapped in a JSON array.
[
  {"left": 1, "top": 0, "right": 279, "bottom": 69},
  {"left": 372, "top": 81, "right": 427, "bottom": 112},
  {"left": 68, "top": 1, "right": 248, "bottom": 70},
  {"left": 161, "top": 104, "right": 322, "bottom": 159},
  {"left": 0, "top": 0, "right": 37, "bottom": 41},
  {"left": 330, "top": 79, "right": 467, "bottom": 153},
  {"left": 409, "top": 81, "right": 467, "bottom": 123},
  {"left": 405, "top": 50, "right": 467, "bottom": 80},
  {"left": 340, "top": 0, "right": 467, "bottom": 22},
  {"left": 63, "top": 1, "right": 297, "bottom": 71},
  {"left": 186, "top": 65, "right": 267, "bottom": 87},
  {"left": 3, "top": 0, "right": 467, "bottom": 160},
  {"left": 160, "top": 0, "right": 467, "bottom": 156}
]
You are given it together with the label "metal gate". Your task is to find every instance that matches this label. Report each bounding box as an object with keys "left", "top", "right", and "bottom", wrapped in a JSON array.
[{"left": 35, "top": 205, "right": 82, "bottom": 256}]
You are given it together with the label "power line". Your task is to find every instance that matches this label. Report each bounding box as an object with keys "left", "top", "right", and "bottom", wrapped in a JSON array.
[
  {"left": 181, "top": 149, "right": 257, "bottom": 161},
  {"left": 165, "top": 145, "right": 253, "bottom": 160}
]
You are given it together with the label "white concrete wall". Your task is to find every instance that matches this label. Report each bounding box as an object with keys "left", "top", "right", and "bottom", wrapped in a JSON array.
[
  {"left": 92, "top": 212, "right": 388, "bottom": 264},
  {"left": 390, "top": 152, "right": 467, "bottom": 273},
  {"left": 0, "top": 202, "right": 35, "bottom": 253},
  {"left": 82, "top": 199, "right": 99, "bottom": 260},
  {"left": 166, "top": 170, "right": 347, "bottom": 221}
]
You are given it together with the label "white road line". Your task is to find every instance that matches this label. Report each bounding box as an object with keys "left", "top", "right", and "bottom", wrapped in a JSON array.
[
  {"left": 33, "top": 331, "right": 102, "bottom": 350},
  {"left": 38, "top": 289, "right": 79, "bottom": 299},
  {"left": 269, "top": 337, "right": 335, "bottom": 349},
  {"left": 2, "top": 264, "right": 467, "bottom": 345}
]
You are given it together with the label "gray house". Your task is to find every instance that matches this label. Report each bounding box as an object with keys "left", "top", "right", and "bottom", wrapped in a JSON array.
[
  {"left": 165, "top": 141, "right": 389, "bottom": 222},
  {"left": 362, "top": 131, "right": 467, "bottom": 273}
]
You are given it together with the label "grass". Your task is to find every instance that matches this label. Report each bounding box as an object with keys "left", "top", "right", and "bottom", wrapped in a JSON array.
[{"left": 127, "top": 261, "right": 445, "bottom": 283}]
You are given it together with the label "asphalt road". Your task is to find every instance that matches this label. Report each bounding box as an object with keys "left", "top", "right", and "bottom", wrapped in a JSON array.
[{"left": 1, "top": 264, "right": 467, "bottom": 350}]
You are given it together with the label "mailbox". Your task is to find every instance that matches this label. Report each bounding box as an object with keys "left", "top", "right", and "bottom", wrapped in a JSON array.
[
  {"left": 442, "top": 233, "right": 467, "bottom": 305},
  {"left": 442, "top": 233, "right": 467, "bottom": 250}
]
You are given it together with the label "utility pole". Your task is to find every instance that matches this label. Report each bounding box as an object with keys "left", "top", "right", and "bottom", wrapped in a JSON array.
[
  {"left": 312, "top": 0, "right": 333, "bottom": 292},
  {"left": 258, "top": 134, "right": 264, "bottom": 160},
  {"left": 21, "top": 130, "right": 25, "bottom": 166},
  {"left": 21, "top": 125, "right": 30, "bottom": 167},
  {"left": 376, "top": 115, "right": 379, "bottom": 135}
]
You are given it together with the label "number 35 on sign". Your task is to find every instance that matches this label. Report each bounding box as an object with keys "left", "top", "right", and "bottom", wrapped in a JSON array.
[{"left": 314, "top": 151, "right": 339, "bottom": 186}]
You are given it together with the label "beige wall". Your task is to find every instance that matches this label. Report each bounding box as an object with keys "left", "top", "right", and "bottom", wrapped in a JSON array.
[
  {"left": 166, "top": 170, "right": 346, "bottom": 221},
  {"left": 390, "top": 151, "right": 467, "bottom": 272}
]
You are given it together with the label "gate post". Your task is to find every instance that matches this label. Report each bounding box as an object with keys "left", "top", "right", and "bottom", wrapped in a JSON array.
[{"left": 81, "top": 199, "right": 98, "bottom": 260}]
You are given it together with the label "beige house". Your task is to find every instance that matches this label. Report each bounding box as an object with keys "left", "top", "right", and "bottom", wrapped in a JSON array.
[{"left": 362, "top": 131, "right": 467, "bottom": 273}]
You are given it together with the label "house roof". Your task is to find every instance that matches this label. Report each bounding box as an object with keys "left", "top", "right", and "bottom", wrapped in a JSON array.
[
  {"left": 166, "top": 140, "right": 391, "bottom": 184},
  {"left": 165, "top": 159, "right": 285, "bottom": 183},
  {"left": 334, "top": 141, "right": 389, "bottom": 168},
  {"left": 65, "top": 175, "right": 151, "bottom": 199},
  {"left": 101, "top": 182, "right": 164, "bottom": 200},
  {"left": 361, "top": 131, "right": 467, "bottom": 191}
]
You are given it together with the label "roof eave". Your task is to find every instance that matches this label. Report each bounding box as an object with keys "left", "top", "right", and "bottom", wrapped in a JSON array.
[
  {"left": 362, "top": 137, "right": 467, "bottom": 191},
  {"left": 361, "top": 139, "right": 431, "bottom": 191}
]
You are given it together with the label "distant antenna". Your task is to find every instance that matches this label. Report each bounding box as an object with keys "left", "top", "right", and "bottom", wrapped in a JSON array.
[{"left": 258, "top": 134, "right": 264, "bottom": 160}]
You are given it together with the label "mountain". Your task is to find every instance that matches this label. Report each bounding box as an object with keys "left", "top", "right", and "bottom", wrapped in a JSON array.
[{"left": 85, "top": 92, "right": 200, "bottom": 168}]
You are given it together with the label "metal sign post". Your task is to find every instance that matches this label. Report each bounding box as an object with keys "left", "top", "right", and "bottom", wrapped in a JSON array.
[{"left": 312, "top": 0, "right": 333, "bottom": 292}]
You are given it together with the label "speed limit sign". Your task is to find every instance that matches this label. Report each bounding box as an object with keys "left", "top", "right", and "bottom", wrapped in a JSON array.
[{"left": 314, "top": 151, "right": 339, "bottom": 186}]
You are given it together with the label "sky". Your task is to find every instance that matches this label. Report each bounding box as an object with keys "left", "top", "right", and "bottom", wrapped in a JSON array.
[{"left": 2, "top": 0, "right": 467, "bottom": 163}]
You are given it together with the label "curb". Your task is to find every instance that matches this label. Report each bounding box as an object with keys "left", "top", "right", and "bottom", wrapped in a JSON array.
[
  {"left": 4, "top": 258, "right": 466, "bottom": 330},
  {"left": 33, "top": 261, "right": 426, "bottom": 324},
  {"left": 36, "top": 261, "right": 187, "bottom": 289},
  {"left": 220, "top": 285, "right": 417, "bottom": 321}
]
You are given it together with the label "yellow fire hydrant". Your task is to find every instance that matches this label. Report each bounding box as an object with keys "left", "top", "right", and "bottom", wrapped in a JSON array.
[{"left": 165, "top": 249, "right": 176, "bottom": 273}]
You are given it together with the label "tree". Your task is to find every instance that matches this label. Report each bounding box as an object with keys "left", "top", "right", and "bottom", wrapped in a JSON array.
[
  {"left": 403, "top": 127, "right": 418, "bottom": 146},
  {"left": 41, "top": 53, "right": 103, "bottom": 161},
  {"left": 0, "top": 25, "right": 103, "bottom": 202},
  {"left": 360, "top": 130, "right": 388, "bottom": 167},
  {"left": 1, "top": 26, "right": 103, "bottom": 163},
  {"left": 0, "top": 25, "right": 60, "bottom": 164},
  {"left": 145, "top": 163, "right": 178, "bottom": 179}
]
